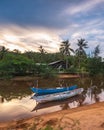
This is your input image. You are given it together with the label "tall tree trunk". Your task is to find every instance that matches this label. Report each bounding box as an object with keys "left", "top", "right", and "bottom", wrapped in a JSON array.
[{"left": 65, "top": 56, "right": 68, "bottom": 69}]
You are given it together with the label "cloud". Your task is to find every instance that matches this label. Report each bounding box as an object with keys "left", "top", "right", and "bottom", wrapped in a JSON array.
[
  {"left": 58, "top": 16, "right": 104, "bottom": 58},
  {"left": 0, "top": 24, "right": 62, "bottom": 53},
  {"left": 0, "top": 0, "right": 104, "bottom": 57},
  {"left": 64, "top": 0, "right": 104, "bottom": 15},
  {"left": 1, "top": 16, "right": 104, "bottom": 57}
]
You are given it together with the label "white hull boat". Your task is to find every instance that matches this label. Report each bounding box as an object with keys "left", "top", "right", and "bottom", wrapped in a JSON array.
[{"left": 33, "top": 88, "right": 84, "bottom": 103}]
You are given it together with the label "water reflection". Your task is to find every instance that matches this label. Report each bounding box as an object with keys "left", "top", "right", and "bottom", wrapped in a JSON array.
[
  {"left": 0, "top": 88, "right": 104, "bottom": 122},
  {"left": 0, "top": 76, "right": 104, "bottom": 122},
  {"left": 0, "top": 76, "right": 104, "bottom": 100},
  {"left": 32, "top": 95, "right": 85, "bottom": 111}
]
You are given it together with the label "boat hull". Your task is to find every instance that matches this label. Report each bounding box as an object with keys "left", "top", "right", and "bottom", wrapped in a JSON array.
[
  {"left": 33, "top": 88, "right": 84, "bottom": 103},
  {"left": 31, "top": 85, "right": 77, "bottom": 95}
]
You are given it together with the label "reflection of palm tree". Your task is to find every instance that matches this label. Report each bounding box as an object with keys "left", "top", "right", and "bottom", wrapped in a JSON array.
[
  {"left": 60, "top": 103, "right": 69, "bottom": 110},
  {"left": 94, "top": 94, "right": 99, "bottom": 102},
  {"left": 89, "top": 85, "right": 100, "bottom": 102},
  {"left": 75, "top": 38, "right": 88, "bottom": 68},
  {"left": 78, "top": 96, "right": 85, "bottom": 106},
  {"left": 60, "top": 40, "right": 74, "bottom": 69}
]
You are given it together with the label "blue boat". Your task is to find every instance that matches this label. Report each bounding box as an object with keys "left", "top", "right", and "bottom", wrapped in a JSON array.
[
  {"left": 31, "top": 85, "right": 77, "bottom": 96},
  {"left": 33, "top": 88, "right": 84, "bottom": 103}
]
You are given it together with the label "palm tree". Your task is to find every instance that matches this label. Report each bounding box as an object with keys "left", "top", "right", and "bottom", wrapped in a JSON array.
[
  {"left": 75, "top": 38, "right": 88, "bottom": 56},
  {"left": 60, "top": 40, "right": 74, "bottom": 69},
  {"left": 39, "top": 46, "right": 47, "bottom": 63},
  {"left": 13, "top": 49, "right": 21, "bottom": 54},
  {"left": 0, "top": 46, "right": 9, "bottom": 60},
  {"left": 39, "top": 46, "right": 46, "bottom": 54},
  {"left": 75, "top": 38, "right": 88, "bottom": 68},
  {"left": 24, "top": 51, "right": 34, "bottom": 60},
  {"left": 93, "top": 45, "right": 100, "bottom": 58}
]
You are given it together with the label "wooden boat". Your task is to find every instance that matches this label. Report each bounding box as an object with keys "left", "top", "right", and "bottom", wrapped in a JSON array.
[
  {"left": 32, "top": 88, "right": 84, "bottom": 103},
  {"left": 31, "top": 85, "right": 77, "bottom": 96}
]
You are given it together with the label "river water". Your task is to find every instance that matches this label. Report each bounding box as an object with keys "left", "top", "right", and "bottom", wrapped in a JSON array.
[{"left": 0, "top": 76, "right": 104, "bottom": 122}]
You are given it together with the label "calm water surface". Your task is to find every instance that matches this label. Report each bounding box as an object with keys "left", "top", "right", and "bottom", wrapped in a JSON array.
[{"left": 0, "top": 76, "right": 104, "bottom": 122}]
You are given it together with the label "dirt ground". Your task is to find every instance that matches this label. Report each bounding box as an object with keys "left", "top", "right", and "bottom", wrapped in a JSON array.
[{"left": 0, "top": 102, "right": 104, "bottom": 130}]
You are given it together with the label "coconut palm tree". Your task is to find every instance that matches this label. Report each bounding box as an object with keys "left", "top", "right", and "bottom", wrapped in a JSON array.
[
  {"left": 0, "top": 46, "right": 9, "bottom": 60},
  {"left": 75, "top": 38, "right": 88, "bottom": 69},
  {"left": 39, "top": 46, "right": 47, "bottom": 63},
  {"left": 13, "top": 49, "right": 21, "bottom": 54},
  {"left": 39, "top": 45, "right": 46, "bottom": 54},
  {"left": 93, "top": 45, "right": 100, "bottom": 58},
  {"left": 60, "top": 40, "right": 74, "bottom": 69},
  {"left": 75, "top": 38, "right": 88, "bottom": 56}
]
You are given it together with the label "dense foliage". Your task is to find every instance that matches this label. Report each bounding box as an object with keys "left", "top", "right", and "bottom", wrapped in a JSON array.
[{"left": 0, "top": 39, "right": 104, "bottom": 78}]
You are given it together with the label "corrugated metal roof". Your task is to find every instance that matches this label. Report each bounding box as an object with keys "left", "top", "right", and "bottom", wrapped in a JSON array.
[{"left": 49, "top": 60, "right": 63, "bottom": 65}]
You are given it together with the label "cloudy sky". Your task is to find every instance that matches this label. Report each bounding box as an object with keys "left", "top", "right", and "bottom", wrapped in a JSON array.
[{"left": 0, "top": 0, "right": 104, "bottom": 57}]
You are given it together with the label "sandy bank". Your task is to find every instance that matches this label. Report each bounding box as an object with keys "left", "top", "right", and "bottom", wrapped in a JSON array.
[
  {"left": 58, "top": 74, "right": 80, "bottom": 79},
  {"left": 0, "top": 102, "right": 104, "bottom": 130}
]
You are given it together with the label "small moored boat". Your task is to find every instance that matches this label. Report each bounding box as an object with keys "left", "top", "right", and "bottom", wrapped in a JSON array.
[
  {"left": 33, "top": 88, "right": 84, "bottom": 103},
  {"left": 31, "top": 85, "right": 77, "bottom": 96}
]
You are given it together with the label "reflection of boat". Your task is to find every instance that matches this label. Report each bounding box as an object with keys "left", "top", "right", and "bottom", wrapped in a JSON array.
[
  {"left": 32, "top": 88, "right": 84, "bottom": 103},
  {"left": 32, "top": 94, "right": 85, "bottom": 111},
  {"left": 31, "top": 85, "right": 77, "bottom": 95}
]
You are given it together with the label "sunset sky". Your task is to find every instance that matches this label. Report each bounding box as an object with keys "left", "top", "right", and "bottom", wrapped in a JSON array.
[{"left": 0, "top": 0, "right": 104, "bottom": 57}]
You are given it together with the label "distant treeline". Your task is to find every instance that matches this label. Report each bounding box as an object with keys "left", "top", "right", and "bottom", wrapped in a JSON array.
[{"left": 0, "top": 38, "right": 104, "bottom": 78}]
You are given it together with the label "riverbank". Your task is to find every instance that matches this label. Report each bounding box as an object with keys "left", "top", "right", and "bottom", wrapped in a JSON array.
[
  {"left": 0, "top": 102, "right": 104, "bottom": 130},
  {"left": 10, "top": 74, "right": 80, "bottom": 81},
  {"left": 58, "top": 73, "right": 80, "bottom": 79}
]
